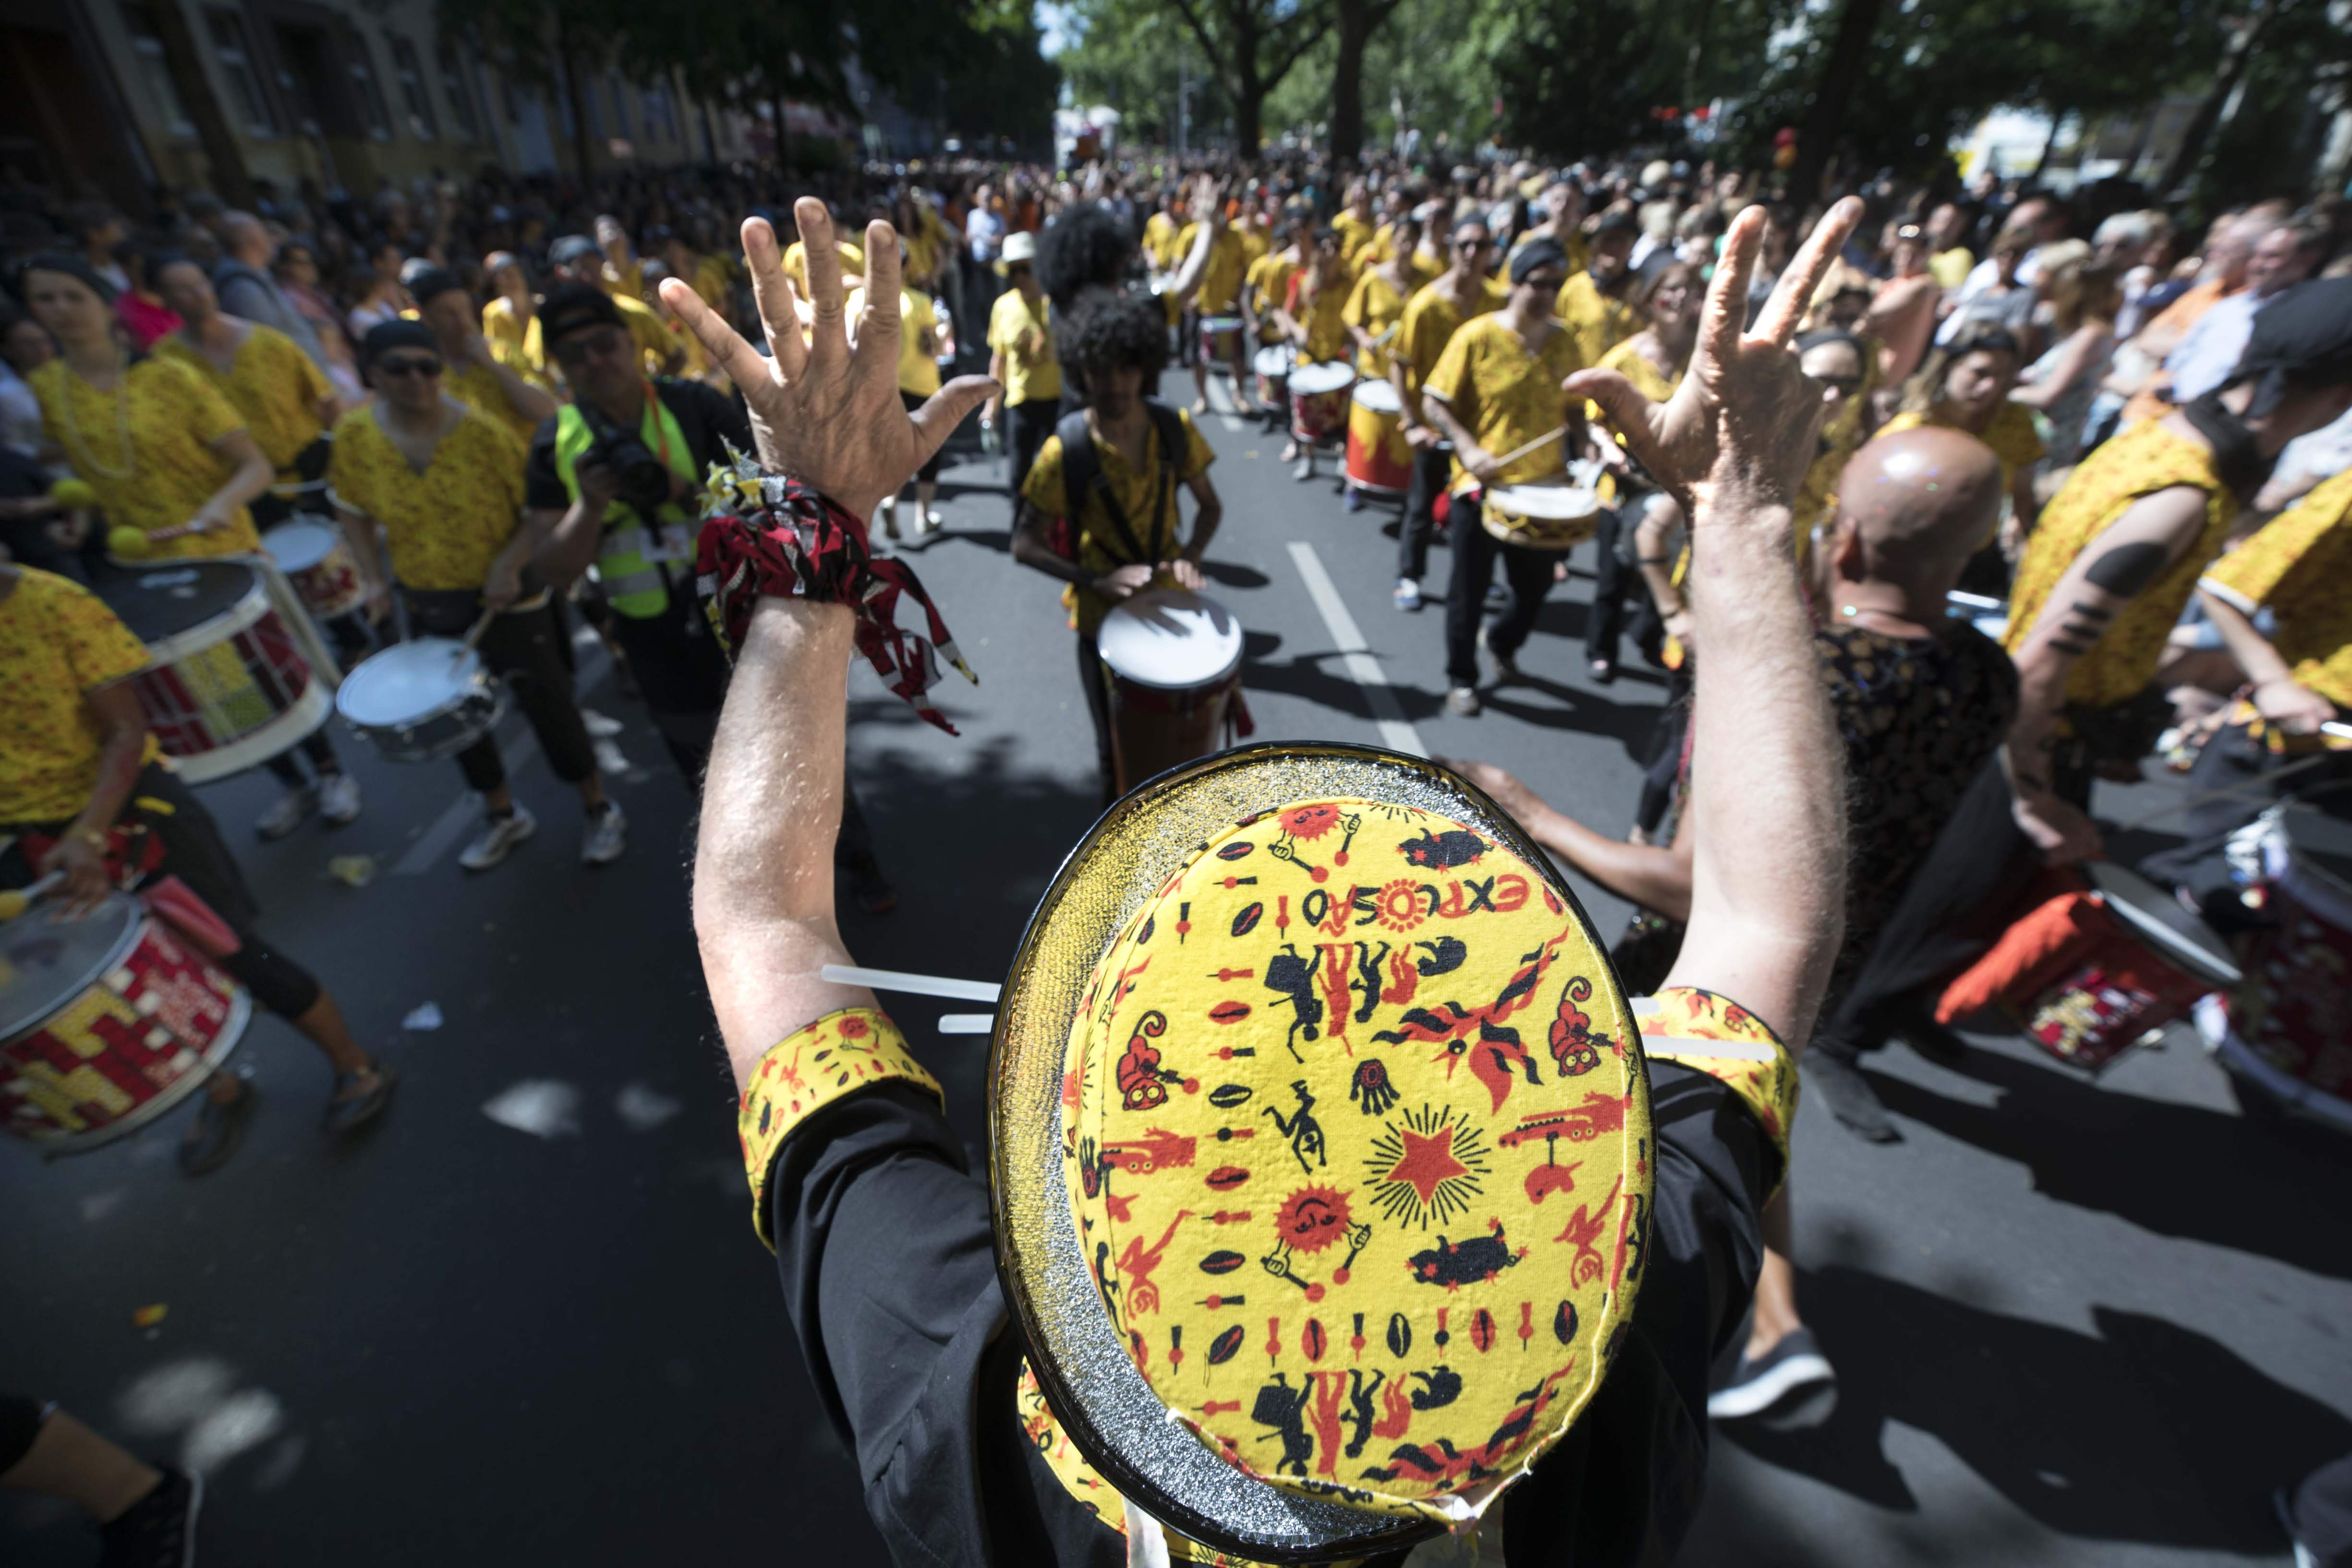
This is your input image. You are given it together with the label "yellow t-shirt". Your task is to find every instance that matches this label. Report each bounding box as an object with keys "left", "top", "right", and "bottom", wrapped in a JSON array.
[
  {"left": 482, "top": 296, "right": 554, "bottom": 390},
  {"left": 1020, "top": 409, "right": 1215, "bottom": 634},
  {"left": 1554, "top": 270, "right": 1641, "bottom": 372},
  {"left": 1333, "top": 209, "right": 1377, "bottom": 266},
  {"left": 602, "top": 256, "right": 644, "bottom": 302},
  {"left": 0, "top": 568, "right": 162, "bottom": 825},
  {"left": 446, "top": 360, "right": 543, "bottom": 451},
  {"left": 614, "top": 293, "right": 679, "bottom": 378},
  {"left": 31, "top": 357, "right": 259, "bottom": 559},
  {"left": 782, "top": 239, "right": 867, "bottom": 302},
  {"left": 327, "top": 403, "right": 527, "bottom": 593},
  {"left": 155, "top": 325, "right": 331, "bottom": 473},
  {"left": 987, "top": 289, "right": 1061, "bottom": 409},
  {"left": 2003, "top": 419, "right": 2236, "bottom": 710},
  {"left": 1882, "top": 402, "right": 2045, "bottom": 493},
  {"left": 1176, "top": 224, "right": 1249, "bottom": 316},
  {"left": 1237, "top": 225, "right": 1271, "bottom": 268},
  {"left": 1341, "top": 267, "right": 1417, "bottom": 378},
  {"left": 2201, "top": 467, "right": 2352, "bottom": 708},
  {"left": 1930, "top": 248, "right": 1976, "bottom": 292},
  {"left": 1287, "top": 270, "right": 1351, "bottom": 365},
  {"left": 848, "top": 286, "right": 943, "bottom": 397},
  {"left": 1143, "top": 211, "right": 1182, "bottom": 271},
  {"left": 1588, "top": 337, "right": 1683, "bottom": 506},
  {"left": 1394, "top": 277, "right": 1509, "bottom": 402},
  {"left": 1245, "top": 251, "right": 1301, "bottom": 343},
  {"left": 1422, "top": 313, "right": 1584, "bottom": 495}
]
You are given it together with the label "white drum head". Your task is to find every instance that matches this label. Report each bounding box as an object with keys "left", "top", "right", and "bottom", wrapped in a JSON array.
[
  {"left": 1289, "top": 361, "right": 1356, "bottom": 395},
  {"left": 0, "top": 894, "right": 140, "bottom": 1040},
  {"left": 263, "top": 521, "right": 338, "bottom": 572},
  {"left": 337, "top": 639, "right": 486, "bottom": 726},
  {"left": 1098, "top": 590, "right": 1244, "bottom": 691},
  {"left": 1352, "top": 379, "right": 1401, "bottom": 413},
  {"left": 1253, "top": 346, "right": 1293, "bottom": 377},
  {"left": 1488, "top": 480, "right": 1601, "bottom": 520}
]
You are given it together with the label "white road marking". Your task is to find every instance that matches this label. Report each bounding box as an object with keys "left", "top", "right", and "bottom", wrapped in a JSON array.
[
  {"left": 393, "top": 647, "right": 610, "bottom": 876},
  {"left": 1286, "top": 541, "right": 1429, "bottom": 757},
  {"left": 1203, "top": 374, "right": 1249, "bottom": 432}
]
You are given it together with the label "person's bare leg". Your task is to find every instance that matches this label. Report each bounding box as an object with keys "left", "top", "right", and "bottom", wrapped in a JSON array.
[
  {"left": 1747, "top": 1187, "right": 1804, "bottom": 1359},
  {"left": 0, "top": 1408, "right": 160, "bottom": 1523},
  {"left": 915, "top": 479, "right": 938, "bottom": 529},
  {"left": 484, "top": 783, "right": 513, "bottom": 816},
  {"left": 1192, "top": 357, "right": 1209, "bottom": 412},
  {"left": 575, "top": 772, "right": 608, "bottom": 812},
  {"left": 288, "top": 991, "right": 379, "bottom": 1095}
]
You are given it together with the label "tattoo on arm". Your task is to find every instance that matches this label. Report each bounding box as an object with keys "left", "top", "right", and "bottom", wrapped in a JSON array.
[
  {"left": 2048, "top": 637, "right": 2094, "bottom": 656},
  {"left": 2083, "top": 540, "right": 2169, "bottom": 598},
  {"left": 2068, "top": 600, "right": 2114, "bottom": 622}
]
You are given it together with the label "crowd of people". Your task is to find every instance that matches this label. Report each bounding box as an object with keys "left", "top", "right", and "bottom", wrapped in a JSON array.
[{"left": 3, "top": 132, "right": 2352, "bottom": 1568}]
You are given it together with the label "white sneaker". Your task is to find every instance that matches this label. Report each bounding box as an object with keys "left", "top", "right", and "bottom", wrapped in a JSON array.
[
  {"left": 919, "top": 509, "right": 943, "bottom": 535},
  {"left": 256, "top": 786, "right": 316, "bottom": 840},
  {"left": 580, "top": 708, "right": 625, "bottom": 738},
  {"left": 318, "top": 772, "right": 362, "bottom": 825},
  {"left": 581, "top": 801, "right": 627, "bottom": 865},
  {"left": 1394, "top": 578, "right": 1422, "bottom": 612},
  {"left": 459, "top": 805, "right": 538, "bottom": 872},
  {"left": 1445, "top": 686, "right": 1482, "bottom": 716}
]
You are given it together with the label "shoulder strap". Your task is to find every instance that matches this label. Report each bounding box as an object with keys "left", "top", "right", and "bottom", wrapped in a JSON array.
[{"left": 1140, "top": 399, "right": 1186, "bottom": 562}]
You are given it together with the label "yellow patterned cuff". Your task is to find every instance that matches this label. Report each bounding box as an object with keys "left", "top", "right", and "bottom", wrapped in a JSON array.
[
  {"left": 738, "top": 1007, "right": 942, "bottom": 1251},
  {"left": 1631, "top": 987, "right": 1798, "bottom": 1176}
]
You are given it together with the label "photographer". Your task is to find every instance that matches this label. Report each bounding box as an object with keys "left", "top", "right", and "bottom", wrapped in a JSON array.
[{"left": 526, "top": 283, "right": 748, "bottom": 784}]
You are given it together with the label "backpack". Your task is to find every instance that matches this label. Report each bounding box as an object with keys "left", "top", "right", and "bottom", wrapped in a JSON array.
[{"left": 1047, "top": 398, "right": 1188, "bottom": 566}]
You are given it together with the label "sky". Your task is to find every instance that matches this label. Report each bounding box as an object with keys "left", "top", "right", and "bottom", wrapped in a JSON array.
[{"left": 1038, "top": 0, "right": 1076, "bottom": 55}]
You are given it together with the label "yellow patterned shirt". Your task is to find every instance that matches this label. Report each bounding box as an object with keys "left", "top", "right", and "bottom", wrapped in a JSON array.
[
  {"left": 1022, "top": 410, "right": 1216, "bottom": 634},
  {"left": 1341, "top": 266, "right": 1415, "bottom": 378},
  {"left": 1144, "top": 211, "right": 1182, "bottom": 271},
  {"left": 30, "top": 357, "right": 259, "bottom": 559},
  {"left": 2201, "top": 467, "right": 2352, "bottom": 708},
  {"left": 1423, "top": 313, "right": 1584, "bottom": 495},
  {"left": 738, "top": 1007, "right": 943, "bottom": 1249},
  {"left": 445, "top": 360, "right": 544, "bottom": 451},
  {"left": 2003, "top": 419, "right": 2236, "bottom": 710},
  {"left": 481, "top": 296, "right": 554, "bottom": 391},
  {"left": 155, "top": 324, "right": 331, "bottom": 472},
  {"left": 327, "top": 403, "right": 527, "bottom": 592},
  {"left": 1394, "top": 277, "right": 1508, "bottom": 403},
  {"left": 0, "top": 568, "right": 161, "bottom": 825},
  {"left": 1554, "top": 270, "right": 1640, "bottom": 371},
  {"left": 1287, "top": 270, "right": 1352, "bottom": 365},
  {"left": 1333, "top": 209, "right": 1377, "bottom": 267}
]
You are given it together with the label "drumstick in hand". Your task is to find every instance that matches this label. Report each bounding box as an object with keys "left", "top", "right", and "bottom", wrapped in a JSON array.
[
  {"left": 461, "top": 605, "right": 499, "bottom": 652},
  {"left": 0, "top": 871, "right": 64, "bottom": 923},
  {"left": 1488, "top": 425, "right": 1569, "bottom": 472}
]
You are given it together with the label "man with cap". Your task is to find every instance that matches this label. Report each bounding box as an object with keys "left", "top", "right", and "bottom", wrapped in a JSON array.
[
  {"left": 408, "top": 265, "right": 557, "bottom": 450},
  {"left": 329, "top": 318, "right": 623, "bottom": 872},
  {"left": 983, "top": 230, "right": 1061, "bottom": 515},
  {"left": 1420, "top": 236, "right": 1585, "bottom": 715},
  {"left": 548, "top": 234, "right": 681, "bottom": 377},
  {"left": 1555, "top": 209, "right": 1642, "bottom": 372},
  {"left": 1389, "top": 217, "right": 1509, "bottom": 613},
  {"left": 667, "top": 192, "right": 1859, "bottom": 1568}
]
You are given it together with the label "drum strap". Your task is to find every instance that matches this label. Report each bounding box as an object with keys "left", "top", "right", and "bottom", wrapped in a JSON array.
[{"left": 1055, "top": 401, "right": 1185, "bottom": 568}]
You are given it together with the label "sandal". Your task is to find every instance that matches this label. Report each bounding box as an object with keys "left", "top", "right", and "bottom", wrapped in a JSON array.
[{"left": 324, "top": 1061, "right": 398, "bottom": 1135}]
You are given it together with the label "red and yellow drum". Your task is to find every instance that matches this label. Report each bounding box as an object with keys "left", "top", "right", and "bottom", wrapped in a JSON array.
[
  {"left": 1287, "top": 360, "right": 1355, "bottom": 444},
  {"left": 2213, "top": 806, "right": 2352, "bottom": 1132},
  {"left": 1252, "top": 344, "right": 1293, "bottom": 410},
  {"left": 96, "top": 561, "right": 333, "bottom": 783},
  {"left": 2011, "top": 863, "right": 2241, "bottom": 1071},
  {"left": 1346, "top": 378, "right": 1413, "bottom": 497},
  {"left": 263, "top": 519, "right": 367, "bottom": 620},
  {"left": 1197, "top": 316, "right": 1244, "bottom": 372},
  {"left": 1, "top": 894, "right": 249, "bottom": 1151}
]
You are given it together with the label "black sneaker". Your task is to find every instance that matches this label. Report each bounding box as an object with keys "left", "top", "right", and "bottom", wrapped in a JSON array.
[
  {"left": 1709, "top": 1327, "right": 1837, "bottom": 1427},
  {"left": 1806, "top": 1048, "right": 1901, "bottom": 1143},
  {"left": 180, "top": 1081, "right": 256, "bottom": 1176},
  {"left": 99, "top": 1465, "right": 202, "bottom": 1567}
]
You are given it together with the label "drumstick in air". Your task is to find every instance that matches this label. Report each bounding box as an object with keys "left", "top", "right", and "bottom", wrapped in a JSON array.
[{"left": 820, "top": 963, "right": 1003, "bottom": 1003}]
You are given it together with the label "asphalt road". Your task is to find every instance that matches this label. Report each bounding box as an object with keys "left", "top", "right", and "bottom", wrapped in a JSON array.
[{"left": 5, "top": 361, "right": 2347, "bottom": 1566}]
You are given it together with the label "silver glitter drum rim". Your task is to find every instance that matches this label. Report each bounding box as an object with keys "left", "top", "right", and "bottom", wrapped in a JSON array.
[{"left": 985, "top": 741, "right": 1619, "bottom": 1562}]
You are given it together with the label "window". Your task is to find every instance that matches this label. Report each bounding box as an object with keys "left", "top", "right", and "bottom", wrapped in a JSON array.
[
  {"left": 643, "top": 83, "right": 677, "bottom": 145},
  {"left": 119, "top": 2, "right": 196, "bottom": 139},
  {"left": 436, "top": 40, "right": 477, "bottom": 140},
  {"left": 344, "top": 29, "right": 393, "bottom": 139},
  {"left": 206, "top": 10, "right": 278, "bottom": 137},
  {"left": 389, "top": 36, "right": 436, "bottom": 140}
]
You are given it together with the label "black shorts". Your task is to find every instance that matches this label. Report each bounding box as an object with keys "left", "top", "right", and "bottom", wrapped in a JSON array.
[{"left": 901, "top": 388, "right": 946, "bottom": 482}]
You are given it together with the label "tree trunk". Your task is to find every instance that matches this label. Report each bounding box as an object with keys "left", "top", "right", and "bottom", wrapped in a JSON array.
[
  {"left": 1786, "top": 0, "right": 1887, "bottom": 206},
  {"left": 140, "top": 0, "right": 254, "bottom": 204},
  {"left": 2156, "top": 0, "right": 2275, "bottom": 197},
  {"left": 1331, "top": 0, "right": 1371, "bottom": 168},
  {"left": 1235, "top": 80, "right": 1261, "bottom": 155},
  {"left": 2032, "top": 109, "right": 2066, "bottom": 178},
  {"left": 552, "top": 12, "right": 597, "bottom": 184}
]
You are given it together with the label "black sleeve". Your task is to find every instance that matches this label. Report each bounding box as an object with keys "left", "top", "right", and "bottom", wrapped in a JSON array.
[
  {"left": 523, "top": 419, "right": 568, "bottom": 511},
  {"left": 660, "top": 378, "right": 753, "bottom": 472}
]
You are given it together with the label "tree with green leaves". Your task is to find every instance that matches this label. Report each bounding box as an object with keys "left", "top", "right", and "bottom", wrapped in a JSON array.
[{"left": 1064, "top": 0, "right": 1333, "bottom": 153}]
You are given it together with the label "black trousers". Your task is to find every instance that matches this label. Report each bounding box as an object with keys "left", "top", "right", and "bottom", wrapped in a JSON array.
[
  {"left": 1076, "top": 632, "right": 1116, "bottom": 794},
  {"left": 1397, "top": 444, "right": 1451, "bottom": 582},
  {"left": 1006, "top": 399, "right": 1057, "bottom": 516},
  {"left": 607, "top": 603, "right": 729, "bottom": 785},
  {"left": 1443, "top": 494, "right": 1557, "bottom": 687},
  {"left": 1, "top": 764, "right": 322, "bottom": 1019},
  {"left": 404, "top": 590, "right": 598, "bottom": 795},
  {"left": 0, "top": 1392, "right": 41, "bottom": 1471},
  {"left": 1585, "top": 501, "right": 1665, "bottom": 670}
]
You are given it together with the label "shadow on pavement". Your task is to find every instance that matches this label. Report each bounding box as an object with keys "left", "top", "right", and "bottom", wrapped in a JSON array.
[{"left": 1864, "top": 1048, "right": 2352, "bottom": 1282}]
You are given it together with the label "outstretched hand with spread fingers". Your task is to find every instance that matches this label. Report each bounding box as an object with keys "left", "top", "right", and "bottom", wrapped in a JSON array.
[
  {"left": 1564, "top": 196, "right": 1865, "bottom": 513},
  {"left": 657, "top": 197, "right": 997, "bottom": 522}
]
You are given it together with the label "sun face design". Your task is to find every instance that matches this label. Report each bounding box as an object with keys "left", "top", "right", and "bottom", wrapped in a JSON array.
[
  {"left": 1364, "top": 1105, "right": 1491, "bottom": 1229},
  {"left": 1274, "top": 1185, "right": 1354, "bottom": 1252},
  {"left": 1281, "top": 804, "right": 1342, "bottom": 840}
]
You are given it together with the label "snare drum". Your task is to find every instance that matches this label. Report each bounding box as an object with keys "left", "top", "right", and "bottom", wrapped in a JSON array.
[
  {"left": 1253, "top": 345, "right": 1294, "bottom": 409},
  {"left": 1198, "top": 316, "right": 1244, "bottom": 371},
  {"left": 96, "top": 561, "right": 333, "bottom": 783},
  {"left": 1346, "top": 379, "right": 1413, "bottom": 497},
  {"left": 2215, "top": 807, "right": 2352, "bottom": 1132},
  {"left": 1, "top": 894, "right": 249, "bottom": 1151},
  {"left": 2015, "top": 863, "right": 2243, "bottom": 1071},
  {"left": 263, "top": 519, "right": 367, "bottom": 620},
  {"left": 336, "top": 638, "right": 508, "bottom": 763},
  {"left": 1482, "top": 478, "right": 1605, "bottom": 551},
  {"left": 1098, "top": 589, "right": 1246, "bottom": 796},
  {"left": 1288, "top": 361, "right": 1356, "bottom": 444}
]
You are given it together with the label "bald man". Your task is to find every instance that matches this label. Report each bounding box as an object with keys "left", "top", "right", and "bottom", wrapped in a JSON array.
[{"left": 1450, "top": 427, "right": 2017, "bottom": 1422}]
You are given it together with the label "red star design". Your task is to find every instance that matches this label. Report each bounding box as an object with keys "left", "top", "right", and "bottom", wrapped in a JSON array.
[{"left": 1386, "top": 1123, "right": 1468, "bottom": 1207}]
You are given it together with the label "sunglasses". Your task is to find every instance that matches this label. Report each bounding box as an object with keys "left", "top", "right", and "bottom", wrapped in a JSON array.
[
  {"left": 1456, "top": 238, "right": 1491, "bottom": 252},
  {"left": 376, "top": 356, "right": 443, "bottom": 379}
]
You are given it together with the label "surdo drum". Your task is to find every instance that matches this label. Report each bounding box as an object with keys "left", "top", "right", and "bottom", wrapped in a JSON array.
[
  {"left": 2015, "top": 863, "right": 2242, "bottom": 1071},
  {"left": 1197, "top": 316, "right": 1244, "bottom": 372},
  {"left": 1345, "top": 378, "right": 1414, "bottom": 498},
  {"left": 1287, "top": 361, "right": 1356, "bottom": 445},
  {"left": 1097, "top": 588, "right": 1246, "bottom": 796},
  {"left": 2212, "top": 806, "right": 2352, "bottom": 1133}
]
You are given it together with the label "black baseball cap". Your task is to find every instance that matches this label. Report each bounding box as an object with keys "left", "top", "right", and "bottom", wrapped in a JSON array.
[{"left": 540, "top": 281, "right": 625, "bottom": 345}]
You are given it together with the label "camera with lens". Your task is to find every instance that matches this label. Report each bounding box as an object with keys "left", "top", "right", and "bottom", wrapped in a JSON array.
[{"left": 584, "top": 418, "right": 673, "bottom": 513}]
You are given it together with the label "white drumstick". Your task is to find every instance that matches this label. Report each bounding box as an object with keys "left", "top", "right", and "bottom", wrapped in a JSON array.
[
  {"left": 1488, "top": 425, "right": 1568, "bottom": 472},
  {"left": 821, "top": 963, "right": 1003, "bottom": 1004},
  {"left": 937, "top": 1014, "right": 995, "bottom": 1035},
  {"left": 2325, "top": 721, "right": 2352, "bottom": 743}
]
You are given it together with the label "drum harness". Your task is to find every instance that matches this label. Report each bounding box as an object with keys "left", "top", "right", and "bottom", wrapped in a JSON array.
[{"left": 1053, "top": 400, "right": 1187, "bottom": 575}]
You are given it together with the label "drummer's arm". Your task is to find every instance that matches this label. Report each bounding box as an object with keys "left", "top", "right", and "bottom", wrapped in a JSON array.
[
  {"left": 46, "top": 682, "right": 150, "bottom": 912},
  {"left": 1419, "top": 390, "right": 1481, "bottom": 466},
  {"left": 330, "top": 500, "right": 392, "bottom": 608},
  {"left": 197, "top": 431, "right": 274, "bottom": 529},
  {"left": 481, "top": 354, "right": 558, "bottom": 426},
  {"left": 2197, "top": 584, "right": 2337, "bottom": 733},
  {"left": 1444, "top": 760, "right": 1694, "bottom": 922},
  {"left": 1009, "top": 499, "right": 1094, "bottom": 590},
  {"left": 1178, "top": 472, "right": 1222, "bottom": 564}
]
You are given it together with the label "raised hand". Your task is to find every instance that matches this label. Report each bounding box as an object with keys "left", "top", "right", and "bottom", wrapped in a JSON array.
[
  {"left": 1564, "top": 197, "right": 1863, "bottom": 512},
  {"left": 657, "top": 198, "right": 996, "bottom": 521}
]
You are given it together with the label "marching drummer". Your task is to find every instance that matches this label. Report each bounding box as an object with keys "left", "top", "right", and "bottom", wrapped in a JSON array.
[
  {"left": 1272, "top": 227, "right": 1353, "bottom": 479},
  {"left": 1340, "top": 211, "right": 1429, "bottom": 384},
  {"left": 328, "top": 319, "right": 625, "bottom": 872},
  {"left": 1008, "top": 289, "right": 1222, "bottom": 800},
  {"left": 1175, "top": 193, "right": 1251, "bottom": 415},
  {"left": 15, "top": 255, "right": 364, "bottom": 842},
  {"left": 0, "top": 561, "right": 396, "bottom": 1174},
  {"left": 1389, "top": 217, "right": 1508, "bottom": 613},
  {"left": 1418, "top": 237, "right": 1585, "bottom": 715},
  {"left": 982, "top": 231, "right": 1061, "bottom": 517}
]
